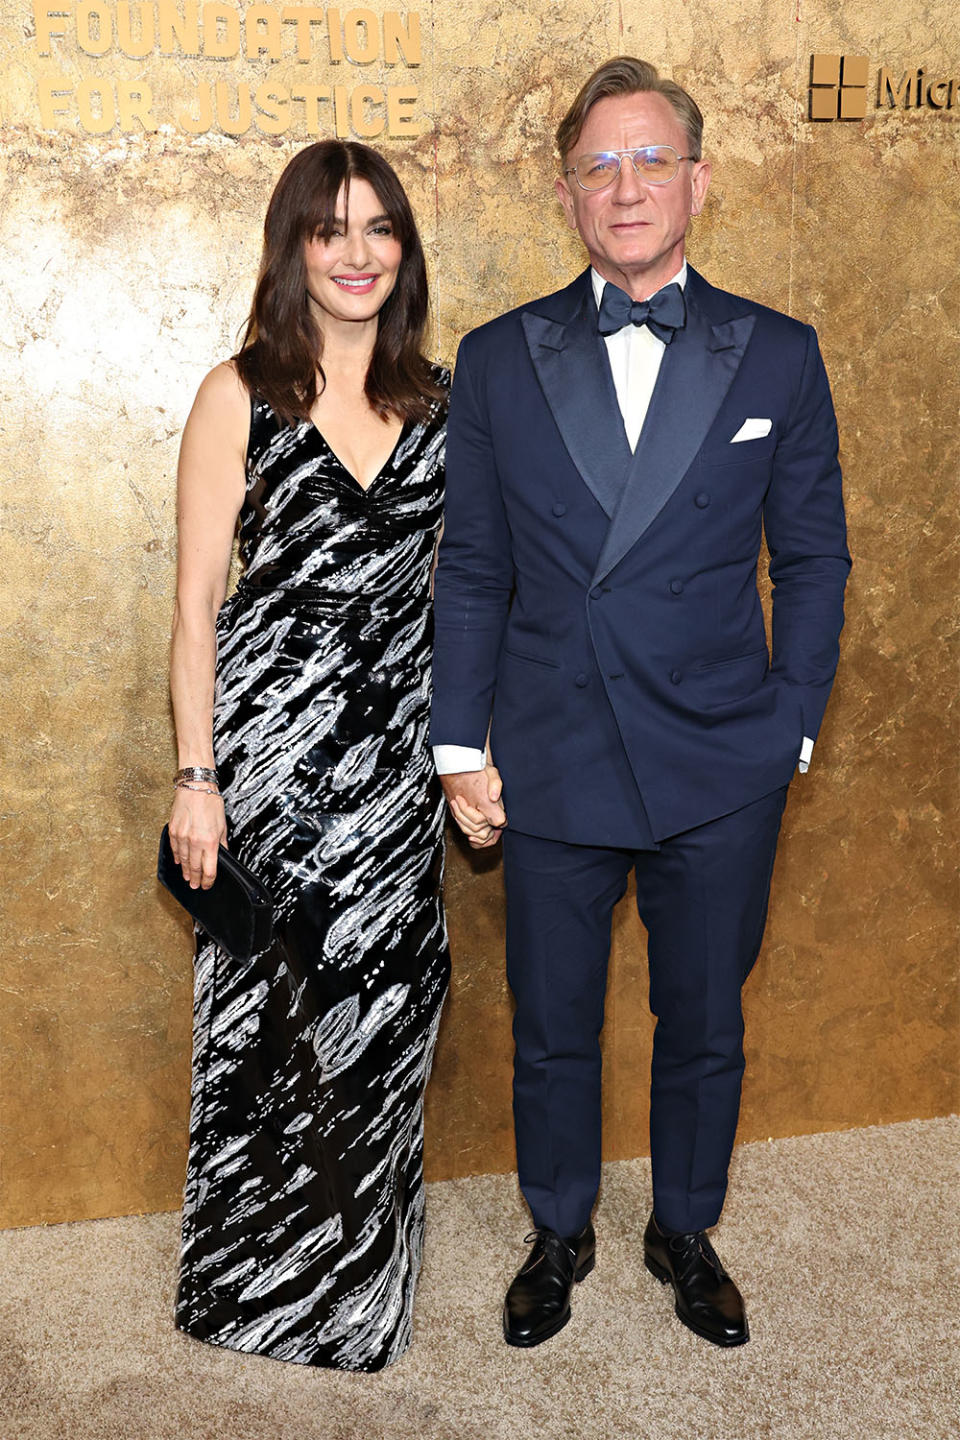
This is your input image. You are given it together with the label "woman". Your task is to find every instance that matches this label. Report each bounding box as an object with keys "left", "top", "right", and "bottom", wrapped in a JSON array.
[{"left": 168, "top": 141, "right": 451, "bottom": 1371}]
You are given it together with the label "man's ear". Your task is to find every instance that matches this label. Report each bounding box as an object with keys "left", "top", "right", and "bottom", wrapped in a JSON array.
[
  {"left": 555, "top": 175, "right": 578, "bottom": 231},
  {"left": 690, "top": 160, "right": 712, "bottom": 217}
]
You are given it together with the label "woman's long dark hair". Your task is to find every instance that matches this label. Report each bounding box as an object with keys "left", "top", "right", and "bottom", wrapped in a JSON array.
[{"left": 234, "top": 141, "right": 444, "bottom": 426}]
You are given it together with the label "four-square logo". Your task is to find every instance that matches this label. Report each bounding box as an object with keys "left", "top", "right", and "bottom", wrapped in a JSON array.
[{"left": 810, "top": 54, "right": 869, "bottom": 119}]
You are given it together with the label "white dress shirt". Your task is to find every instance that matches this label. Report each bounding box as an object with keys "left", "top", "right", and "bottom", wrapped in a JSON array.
[
  {"left": 593, "top": 261, "right": 686, "bottom": 449},
  {"left": 434, "top": 264, "right": 812, "bottom": 777}
]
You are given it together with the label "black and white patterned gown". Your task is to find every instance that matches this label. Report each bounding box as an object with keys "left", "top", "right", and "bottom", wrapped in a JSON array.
[{"left": 175, "top": 374, "right": 450, "bottom": 1372}]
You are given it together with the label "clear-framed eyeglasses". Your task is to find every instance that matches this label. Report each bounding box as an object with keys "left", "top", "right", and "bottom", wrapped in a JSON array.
[{"left": 564, "top": 145, "right": 696, "bottom": 191}]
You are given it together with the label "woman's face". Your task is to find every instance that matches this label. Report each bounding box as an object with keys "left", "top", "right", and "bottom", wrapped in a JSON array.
[{"left": 303, "top": 177, "right": 403, "bottom": 327}]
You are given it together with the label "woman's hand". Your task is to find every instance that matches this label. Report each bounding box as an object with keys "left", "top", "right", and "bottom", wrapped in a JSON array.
[
  {"left": 168, "top": 788, "right": 227, "bottom": 889},
  {"left": 441, "top": 763, "right": 506, "bottom": 850}
]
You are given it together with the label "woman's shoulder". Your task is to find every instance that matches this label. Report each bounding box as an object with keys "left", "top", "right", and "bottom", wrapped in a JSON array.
[
  {"left": 194, "top": 359, "right": 251, "bottom": 415},
  {"left": 184, "top": 361, "right": 251, "bottom": 455}
]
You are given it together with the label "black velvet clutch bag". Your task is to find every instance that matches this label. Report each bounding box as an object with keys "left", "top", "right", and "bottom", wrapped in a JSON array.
[{"left": 157, "top": 825, "right": 274, "bottom": 960}]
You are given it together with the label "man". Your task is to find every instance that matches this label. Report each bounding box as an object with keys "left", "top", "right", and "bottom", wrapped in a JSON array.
[{"left": 430, "top": 57, "right": 849, "bottom": 1349}]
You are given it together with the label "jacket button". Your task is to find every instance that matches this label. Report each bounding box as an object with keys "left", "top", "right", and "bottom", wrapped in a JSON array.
[
  {"left": 589, "top": 585, "right": 603, "bottom": 600},
  {"left": 552, "top": 502, "right": 567, "bottom": 517},
  {"left": 574, "top": 673, "right": 589, "bottom": 688},
  {"left": 670, "top": 669, "right": 682, "bottom": 685},
  {"left": 669, "top": 579, "right": 684, "bottom": 595},
  {"left": 695, "top": 493, "right": 710, "bottom": 508}
]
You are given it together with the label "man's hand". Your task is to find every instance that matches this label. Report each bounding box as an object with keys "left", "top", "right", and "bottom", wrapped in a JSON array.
[{"left": 441, "top": 765, "right": 507, "bottom": 849}]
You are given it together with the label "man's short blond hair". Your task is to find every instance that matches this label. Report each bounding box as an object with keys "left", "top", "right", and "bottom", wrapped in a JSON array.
[{"left": 555, "top": 57, "right": 704, "bottom": 164}]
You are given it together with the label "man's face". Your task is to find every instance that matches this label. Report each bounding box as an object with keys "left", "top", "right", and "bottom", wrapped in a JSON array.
[{"left": 555, "top": 91, "right": 711, "bottom": 299}]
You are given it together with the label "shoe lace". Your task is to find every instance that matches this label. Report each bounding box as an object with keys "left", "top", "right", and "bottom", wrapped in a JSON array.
[
  {"left": 670, "top": 1230, "right": 725, "bottom": 1283},
  {"left": 522, "top": 1228, "right": 576, "bottom": 1268}
]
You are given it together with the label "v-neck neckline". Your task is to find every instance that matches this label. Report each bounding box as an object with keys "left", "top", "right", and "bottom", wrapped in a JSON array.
[{"left": 308, "top": 416, "right": 409, "bottom": 495}]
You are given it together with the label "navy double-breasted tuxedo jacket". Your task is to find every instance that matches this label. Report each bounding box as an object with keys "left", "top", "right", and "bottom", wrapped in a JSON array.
[{"left": 430, "top": 266, "right": 851, "bottom": 846}]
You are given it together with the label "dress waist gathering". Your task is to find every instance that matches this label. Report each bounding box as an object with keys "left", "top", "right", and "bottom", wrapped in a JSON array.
[{"left": 234, "top": 576, "right": 431, "bottom": 622}]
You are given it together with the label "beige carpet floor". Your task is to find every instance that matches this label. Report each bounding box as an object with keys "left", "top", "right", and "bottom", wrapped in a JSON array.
[{"left": 2, "top": 1117, "right": 957, "bottom": 1440}]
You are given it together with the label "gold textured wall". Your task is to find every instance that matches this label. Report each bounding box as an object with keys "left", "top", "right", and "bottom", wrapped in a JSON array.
[{"left": 1, "top": 1, "right": 956, "bottom": 1226}]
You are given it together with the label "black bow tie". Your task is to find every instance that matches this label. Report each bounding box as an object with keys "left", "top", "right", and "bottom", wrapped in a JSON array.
[{"left": 597, "top": 280, "right": 686, "bottom": 344}]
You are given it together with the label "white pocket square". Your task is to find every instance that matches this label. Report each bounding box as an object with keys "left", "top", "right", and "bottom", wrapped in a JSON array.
[{"left": 730, "top": 418, "right": 772, "bottom": 443}]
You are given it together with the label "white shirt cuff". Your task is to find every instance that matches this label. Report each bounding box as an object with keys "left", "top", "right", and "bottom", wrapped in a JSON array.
[
  {"left": 798, "top": 735, "right": 814, "bottom": 774},
  {"left": 433, "top": 744, "right": 486, "bottom": 775}
]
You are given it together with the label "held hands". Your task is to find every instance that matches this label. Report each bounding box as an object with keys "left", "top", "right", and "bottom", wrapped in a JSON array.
[
  {"left": 168, "top": 786, "right": 227, "bottom": 889},
  {"left": 441, "top": 764, "right": 507, "bottom": 849}
]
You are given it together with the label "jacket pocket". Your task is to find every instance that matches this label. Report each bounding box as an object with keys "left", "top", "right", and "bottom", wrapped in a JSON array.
[
  {"left": 698, "top": 435, "right": 777, "bottom": 468},
  {"left": 503, "top": 647, "right": 560, "bottom": 671},
  {"left": 692, "top": 647, "right": 769, "bottom": 705}
]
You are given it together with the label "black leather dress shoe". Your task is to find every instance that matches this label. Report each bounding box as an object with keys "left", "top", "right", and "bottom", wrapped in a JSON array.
[
  {"left": 503, "top": 1223, "right": 595, "bottom": 1347},
  {"left": 643, "top": 1213, "right": 749, "bottom": 1347}
]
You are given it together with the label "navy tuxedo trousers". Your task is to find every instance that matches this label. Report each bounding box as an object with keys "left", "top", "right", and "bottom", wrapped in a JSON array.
[{"left": 502, "top": 786, "right": 788, "bottom": 1237}]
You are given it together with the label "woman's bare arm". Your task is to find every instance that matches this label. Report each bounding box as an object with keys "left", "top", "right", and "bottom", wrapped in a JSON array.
[{"left": 168, "top": 362, "right": 248, "bottom": 889}]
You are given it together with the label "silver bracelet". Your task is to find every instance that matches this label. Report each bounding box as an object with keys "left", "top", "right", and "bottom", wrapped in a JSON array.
[
  {"left": 175, "top": 766, "right": 219, "bottom": 785},
  {"left": 174, "top": 780, "right": 223, "bottom": 797}
]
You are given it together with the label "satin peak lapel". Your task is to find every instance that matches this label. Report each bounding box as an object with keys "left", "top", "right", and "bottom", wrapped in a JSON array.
[
  {"left": 522, "top": 291, "right": 631, "bottom": 518},
  {"left": 592, "top": 302, "right": 756, "bottom": 584}
]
